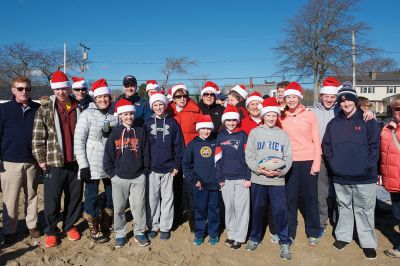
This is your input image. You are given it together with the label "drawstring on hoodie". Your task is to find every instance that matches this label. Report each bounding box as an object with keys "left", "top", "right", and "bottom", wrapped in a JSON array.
[{"left": 116, "top": 127, "right": 138, "bottom": 159}]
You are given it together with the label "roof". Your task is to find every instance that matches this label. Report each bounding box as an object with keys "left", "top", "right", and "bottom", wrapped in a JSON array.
[{"left": 334, "top": 72, "right": 400, "bottom": 86}]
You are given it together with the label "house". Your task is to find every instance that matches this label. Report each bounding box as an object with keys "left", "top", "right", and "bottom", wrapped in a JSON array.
[{"left": 220, "top": 82, "right": 277, "bottom": 97}]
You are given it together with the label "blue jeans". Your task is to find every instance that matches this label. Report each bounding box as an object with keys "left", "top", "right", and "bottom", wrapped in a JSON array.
[
  {"left": 390, "top": 193, "right": 400, "bottom": 251},
  {"left": 84, "top": 178, "right": 112, "bottom": 217}
]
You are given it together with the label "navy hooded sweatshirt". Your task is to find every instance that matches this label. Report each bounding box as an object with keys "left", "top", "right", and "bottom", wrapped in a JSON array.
[
  {"left": 182, "top": 136, "right": 218, "bottom": 190},
  {"left": 114, "top": 94, "right": 152, "bottom": 127},
  {"left": 143, "top": 114, "right": 184, "bottom": 173},
  {"left": 322, "top": 108, "right": 380, "bottom": 185},
  {"left": 103, "top": 124, "right": 150, "bottom": 179},
  {"left": 215, "top": 128, "right": 251, "bottom": 182}
]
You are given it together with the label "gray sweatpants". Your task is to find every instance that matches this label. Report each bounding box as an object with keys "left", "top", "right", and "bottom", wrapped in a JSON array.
[
  {"left": 318, "top": 159, "right": 329, "bottom": 229},
  {"left": 221, "top": 179, "right": 250, "bottom": 243},
  {"left": 334, "top": 183, "right": 377, "bottom": 248},
  {"left": 147, "top": 171, "right": 174, "bottom": 232},
  {"left": 112, "top": 174, "right": 146, "bottom": 238}
]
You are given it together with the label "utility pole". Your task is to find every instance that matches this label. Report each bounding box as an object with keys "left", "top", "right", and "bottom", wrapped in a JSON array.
[
  {"left": 79, "top": 43, "right": 90, "bottom": 77},
  {"left": 352, "top": 31, "right": 356, "bottom": 89},
  {"left": 63, "top": 42, "right": 67, "bottom": 74}
]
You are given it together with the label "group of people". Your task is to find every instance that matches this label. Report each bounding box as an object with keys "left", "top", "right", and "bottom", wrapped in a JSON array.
[{"left": 0, "top": 70, "right": 399, "bottom": 261}]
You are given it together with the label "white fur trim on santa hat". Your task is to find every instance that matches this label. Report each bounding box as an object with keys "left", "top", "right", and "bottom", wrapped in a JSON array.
[
  {"left": 231, "top": 85, "right": 248, "bottom": 99},
  {"left": 149, "top": 94, "right": 168, "bottom": 109},
  {"left": 221, "top": 112, "right": 240, "bottom": 123},
  {"left": 260, "top": 106, "right": 281, "bottom": 117},
  {"left": 93, "top": 86, "right": 110, "bottom": 98},
  {"left": 72, "top": 80, "right": 87, "bottom": 89},
  {"left": 146, "top": 83, "right": 160, "bottom": 92},
  {"left": 320, "top": 85, "right": 341, "bottom": 95},
  {"left": 171, "top": 84, "right": 187, "bottom": 96},
  {"left": 245, "top": 95, "right": 263, "bottom": 108},
  {"left": 196, "top": 122, "right": 214, "bottom": 132},
  {"left": 51, "top": 81, "right": 70, "bottom": 90},
  {"left": 284, "top": 89, "right": 303, "bottom": 99},
  {"left": 114, "top": 105, "right": 136, "bottom": 116},
  {"left": 200, "top": 86, "right": 217, "bottom": 97}
]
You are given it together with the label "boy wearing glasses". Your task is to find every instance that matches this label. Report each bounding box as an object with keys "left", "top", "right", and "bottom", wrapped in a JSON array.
[
  {"left": 71, "top": 76, "right": 92, "bottom": 110},
  {"left": 0, "top": 76, "right": 41, "bottom": 244}
]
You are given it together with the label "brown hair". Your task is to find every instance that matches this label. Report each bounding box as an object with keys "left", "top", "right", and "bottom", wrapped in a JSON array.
[
  {"left": 391, "top": 95, "right": 400, "bottom": 110},
  {"left": 357, "top": 96, "right": 371, "bottom": 108},
  {"left": 228, "top": 90, "right": 243, "bottom": 102},
  {"left": 277, "top": 81, "right": 289, "bottom": 90},
  {"left": 173, "top": 88, "right": 187, "bottom": 97},
  {"left": 12, "top": 76, "right": 31, "bottom": 88}
]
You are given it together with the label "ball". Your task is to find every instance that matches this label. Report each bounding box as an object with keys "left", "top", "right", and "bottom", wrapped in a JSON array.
[{"left": 258, "top": 156, "right": 286, "bottom": 171}]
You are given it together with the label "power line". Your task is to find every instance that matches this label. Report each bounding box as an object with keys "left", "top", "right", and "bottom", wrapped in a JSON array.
[{"left": 90, "top": 57, "right": 274, "bottom": 65}]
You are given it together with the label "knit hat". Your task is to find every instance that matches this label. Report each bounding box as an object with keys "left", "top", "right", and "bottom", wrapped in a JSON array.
[
  {"left": 149, "top": 91, "right": 168, "bottom": 109},
  {"left": 284, "top": 82, "right": 303, "bottom": 99},
  {"left": 260, "top": 97, "right": 280, "bottom": 117},
  {"left": 196, "top": 115, "right": 214, "bottom": 132},
  {"left": 146, "top": 80, "right": 160, "bottom": 92},
  {"left": 50, "top": 70, "right": 70, "bottom": 89},
  {"left": 114, "top": 98, "right": 136, "bottom": 116},
  {"left": 320, "top": 77, "right": 342, "bottom": 95},
  {"left": 230, "top": 84, "right": 248, "bottom": 99},
  {"left": 201, "top": 81, "right": 218, "bottom": 97},
  {"left": 170, "top": 83, "right": 188, "bottom": 97},
  {"left": 245, "top": 91, "right": 263, "bottom": 108},
  {"left": 91, "top": 79, "right": 111, "bottom": 98},
  {"left": 71, "top": 76, "right": 88, "bottom": 89},
  {"left": 122, "top": 75, "right": 137, "bottom": 87},
  {"left": 221, "top": 104, "right": 240, "bottom": 123},
  {"left": 337, "top": 81, "right": 358, "bottom": 104}
]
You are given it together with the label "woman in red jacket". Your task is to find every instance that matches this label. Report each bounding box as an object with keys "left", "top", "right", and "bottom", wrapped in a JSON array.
[{"left": 381, "top": 95, "right": 400, "bottom": 258}]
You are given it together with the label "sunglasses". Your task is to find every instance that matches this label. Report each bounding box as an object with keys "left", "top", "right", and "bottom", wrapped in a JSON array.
[
  {"left": 202, "top": 93, "right": 216, "bottom": 97},
  {"left": 15, "top": 87, "right": 31, "bottom": 92},
  {"left": 174, "top": 95, "right": 189, "bottom": 99},
  {"left": 73, "top": 88, "right": 87, "bottom": 92}
]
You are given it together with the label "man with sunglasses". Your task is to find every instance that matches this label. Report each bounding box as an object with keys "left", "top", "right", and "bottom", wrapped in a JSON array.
[
  {"left": 32, "top": 70, "right": 83, "bottom": 248},
  {"left": 71, "top": 76, "right": 92, "bottom": 110},
  {"left": 114, "top": 75, "right": 152, "bottom": 127},
  {"left": 0, "top": 76, "right": 41, "bottom": 244}
]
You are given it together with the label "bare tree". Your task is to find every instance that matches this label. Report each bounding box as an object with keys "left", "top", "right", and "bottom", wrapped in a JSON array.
[
  {"left": 274, "top": 0, "right": 377, "bottom": 104},
  {"left": 161, "top": 57, "right": 196, "bottom": 88},
  {"left": 190, "top": 74, "right": 210, "bottom": 95},
  {"left": 356, "top": 57, "right": 398, "bottom": 75}
]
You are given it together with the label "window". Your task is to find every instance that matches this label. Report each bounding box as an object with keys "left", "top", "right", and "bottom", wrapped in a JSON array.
[
  {"left": 387, "top": 86, "right": 396, "bottom": 94},
  {"left": 362, "top": 86, "right": 374, "bottom": 94}
]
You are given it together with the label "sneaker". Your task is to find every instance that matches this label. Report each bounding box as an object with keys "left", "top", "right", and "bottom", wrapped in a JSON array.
[
  {"left": 29, "top": 228, "right": 41, "bottom": 238},
  {"left": 230, "top": 241, "right": 241, "bottom": 251},
  {"left": 318, "top": 228, "right": 326, "bottom": 238},
  {"left": 308, "top": 237, "right": 320, "bottom": 246},
  {"left": 45, "top": 235, "right": 58, "bottom": 248},
  {"left": 147, "top": 230, "right": 158, "bottom": 239},
  {"left": 245, "top": 240, "right": 260, "bottom": 251},
  {"left": 280, "top": 244, "right": 292, "bottom": 260},
  {"left": 270, "top": 234, "right": 280, "bottom": 244},
  {"left": 114, "top": 237, "right": 126, "bottom": 248},
  {"left": 225, "top": 239, "right": 234, "bottom": 246},
  {"left": 134, "top": 234, "right": 150, "bottom": 247},
  {"left": 159, "top": 231, "right": 170, "bottom": 240},
  {"left": 66, "top": 228, "right": 80, "bottom": 241},
  {"left": 333, "top": 240, "right": 349, "bottom": 251},
  {"left": 363, "top": 248, "right": 377, "bottom": 260},
  {"left": 208, "top": 236, "right": 219, "bottom": 246},
  {"left": 384, "top": 248, "right": 400, "bottom": 258},
  {"left": 193, "top": 237, "right": 204, "bottom": 246}
]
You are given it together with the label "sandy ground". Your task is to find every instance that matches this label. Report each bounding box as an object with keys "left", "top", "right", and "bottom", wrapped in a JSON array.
[{"left": 1, "top": 184, "right": 399, "bottom": 266}]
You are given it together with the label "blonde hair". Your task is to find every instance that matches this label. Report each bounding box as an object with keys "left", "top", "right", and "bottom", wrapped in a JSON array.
[
  {"left": 12, "top": 76, "right": 31, "bottom": 87},
  {"left": 391, "top": 95, "right": 400, "bottom": 110}
]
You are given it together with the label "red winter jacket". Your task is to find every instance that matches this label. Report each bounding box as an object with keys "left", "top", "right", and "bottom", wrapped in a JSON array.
[
  {"left": 168, "top": 99, "right": 201, "bottom": 146},
  {"left": 240, "top": 116, "right": 262, "bottom": 135},
  {"left": 381, "top": 125, "right": 400, "bottom": 192}
]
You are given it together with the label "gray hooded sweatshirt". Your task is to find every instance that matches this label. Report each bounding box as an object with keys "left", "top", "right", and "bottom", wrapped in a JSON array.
[
  {"left": 245, "top": 125, "right": 293, "bottom": 186},
  {"left": 313, "top": 102, "right": 338, "bottom": 143}
]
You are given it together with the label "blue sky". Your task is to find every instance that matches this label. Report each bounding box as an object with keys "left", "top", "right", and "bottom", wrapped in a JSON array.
[{"left": 1, "top": 0, "right": 399, "bottom": 89}]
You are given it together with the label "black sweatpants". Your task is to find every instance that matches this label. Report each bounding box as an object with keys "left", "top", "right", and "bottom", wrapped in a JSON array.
[{"left": 44, "top": 162, "right": 83, "bottom": 235}]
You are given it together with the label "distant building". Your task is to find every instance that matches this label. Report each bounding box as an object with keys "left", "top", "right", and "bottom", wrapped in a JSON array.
[{"left": 221, "top": 82, "right": 277, "bottom": 97}]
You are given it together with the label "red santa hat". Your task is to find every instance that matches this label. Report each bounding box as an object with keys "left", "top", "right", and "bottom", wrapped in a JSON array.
[
  {"left": 284, "top": 82, "right": 303, "bottom": 99},
  {"left": 146, "top": 80, "right": 161, "bottom": 92},
  {"left": 166, "top": 88, "right": 173, "bottom": 102},
  {"left": 71, "top": 76, "right": 87, "bottom": 89},
  {"left": 114, "top": 98, "right": 136, "bottom": 116},
  {"left": 320, "top": 77, "right": 342, "bottom": 95},
  {"left": 91, "top": 79, "right": 111, "bottom": 98},
  {"left": 196, "top": 115, "right": 214, "bottom": 132},
  {"left": 201, "top": 81, "right": 218, "bottom": 97},
  {"left": 231, "top": 84, "right": 248, "bottom": 99},
  {"left": 245, "top": 91, "right": 264, "bottom": 108},
  {"left": 170, "top": 83, "right": 188, "bottom": 97},
  {"left": 50, "top": 70, "right": 70, "bottom": 89},
  {"left": 149, "top": 91, "right": 168, "bottom": 109},
  {"left": 260, "top": 97, "right": 281, "bottom": 117},
  {"left": 221, "top": 104, "right": 240, "bottom": 123}
]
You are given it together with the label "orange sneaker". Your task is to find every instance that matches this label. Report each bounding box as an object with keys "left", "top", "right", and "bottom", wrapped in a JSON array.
[
  {"left": 66, "top": 227, "right": 80, "bottom": 241},
  {"left": 45, "top": 235, "right": 58, "bottom": 248}
]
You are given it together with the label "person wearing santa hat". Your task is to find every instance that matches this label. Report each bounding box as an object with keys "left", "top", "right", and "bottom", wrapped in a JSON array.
[
  {"left": 240, "top": 91, "right": 264, "bottom": 135},
  {"left": 198, "top": 81, "right": 225, "bottom": 138},
  {"left": 227, "top": 84, "right": 249, "bottom": 119},
  {"left": 276, "top": 81, "right": 290, "bottom": 112},
  {"left": 71, "top": 76, "right": 92, "bottom": 110},
  {"left": 215, "top": 104, "right": 251, "bottom": 250},
  {"left": 103, "top": 98, "right": 150, "bottom": 248},
  {"left": 32, "top": 70, "right": 83, "bottom": 248},
  {"left": 74, "top": 78, "right": 118, "bottom": 243},
  {"left": 279, "top": 81, "right": 322, "bottom": 246},
  {"left": 143, "top": 92, "right": 184, "bottom": 240},
  {"left": 182, "top": 115, "right": 220, "bottom": 246},
  {"left": 145, "top": 80, "right": 161, "bottom": 99},
  {"left": 245, "top": 97, "right": 293, "bottom": 259}
]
